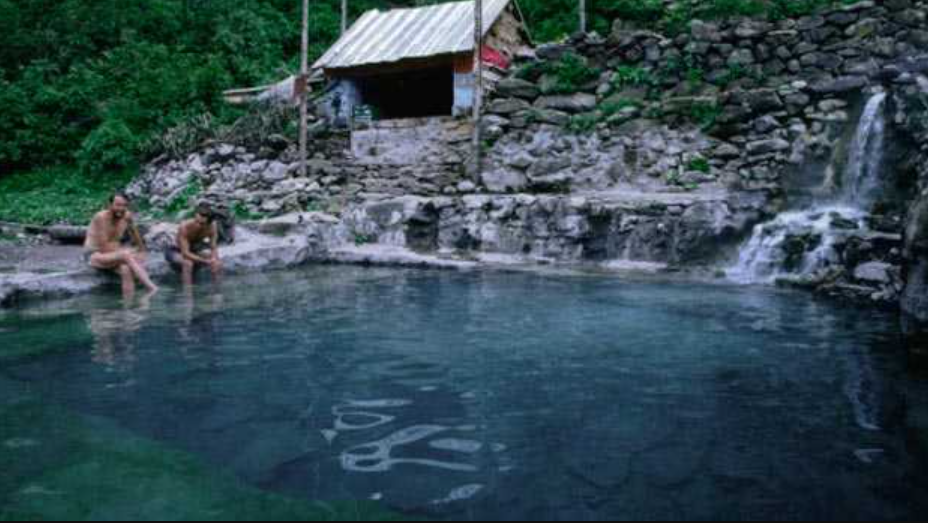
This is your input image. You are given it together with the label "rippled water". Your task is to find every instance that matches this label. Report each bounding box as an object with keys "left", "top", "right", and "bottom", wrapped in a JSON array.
[{"left": 2, "top": 266, "right": 927, "bottom": 520}]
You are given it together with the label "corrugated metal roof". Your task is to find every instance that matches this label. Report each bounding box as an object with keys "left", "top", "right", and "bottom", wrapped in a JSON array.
[{"left": 313, "top": 0, "right": 515, "bottom": 71}]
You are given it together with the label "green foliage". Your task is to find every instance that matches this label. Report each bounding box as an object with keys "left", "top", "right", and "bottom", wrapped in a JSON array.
[
  {"left": 532, "top": 53, "right": 602, "bottom": 95},
  {"left": 600, "top": 99, "right": 642, "bottom": 118},
  {"left": 611, "top": 66, "right": 658, "bottom": 90},
  {"left": 566, "top": 99, "right": 644, "bottom": 134},
  {"left": 656, "top": 53, "right": 708, "bottom": 91},
  {"left": 716, "top": 63, "right": 765, "bottom": 87},
  {"left": 76, "top": 119, "right": 141, "bottom": 174},
  {"left": 163, "top": 179, "right": 204, "bottom": 219},
  {"left": 688, "top": 156, "right": 711, "bottom": 173},
  {"left": 0, "top": 0, "right": 293, "bottom": 176},
  {"left": 688, "top": 101, "right": 724, "bottom": 131},
  {"left": 568, "top": 113, "right": 601, "bottom": 134},
  {"left": 0, "top": 167, "right": 136, "bottom": 225},
  {"left": 232, "top": 202, "right": 268, "bottom": 222},
  {"left": 354, "top": 232, "right": 376, "bottom": 246},
  {"left": 768, "top": 0, "right": 852, "bottom": 20}
]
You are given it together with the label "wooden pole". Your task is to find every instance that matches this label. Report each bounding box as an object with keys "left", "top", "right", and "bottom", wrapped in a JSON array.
[
  {"left": 341, "top": 0, "right": 348, "bottom": 34},
  {"left": 473, "top": 0, "right": 483, "bottom": 172},
  {"left": 299, "top": 0, "right": 309, "bottom": 178},
  {"left": 580, "top": 0, "right": 587, "bottom": 34}
]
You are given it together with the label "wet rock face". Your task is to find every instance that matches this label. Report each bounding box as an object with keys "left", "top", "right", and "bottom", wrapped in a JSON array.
[
  {"left": 903, "top": 194, "right": 928, "bottom": 354},
  {"left": 340, "top": 194, "right": 751, "bottom": 266}
]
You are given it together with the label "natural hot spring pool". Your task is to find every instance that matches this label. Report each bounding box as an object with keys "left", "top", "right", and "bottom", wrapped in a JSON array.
[{"left": 1, "top": 266, "right": 927, "bottom": 520}]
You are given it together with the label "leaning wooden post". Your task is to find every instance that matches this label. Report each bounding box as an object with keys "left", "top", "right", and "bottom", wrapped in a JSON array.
[
  {"left": 580, "top": 0, "right": 587, "bottom": 34},
  {"left": 473, "top": 0, "right": 484, "bottom": 173},
  {"left": 299, "top": 0, "right": 309, "bottom": 178}
]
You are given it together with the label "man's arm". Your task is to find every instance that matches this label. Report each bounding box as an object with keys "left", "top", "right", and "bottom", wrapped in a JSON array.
[{"left": 179, "top": 226, "right": 211, "bottom": 264}]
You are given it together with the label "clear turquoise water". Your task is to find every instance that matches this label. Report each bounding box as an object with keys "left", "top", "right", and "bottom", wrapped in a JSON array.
[{"left": 1, "top": 266, "right": 927, "bottom": 520}]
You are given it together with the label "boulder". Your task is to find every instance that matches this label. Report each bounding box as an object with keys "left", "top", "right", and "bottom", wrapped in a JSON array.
[
  {"left": 488, "top": 98, "right": 532, "bottom": 115},
  {"left": 853, "top": 262, "right": 895, "bottom": 285},
  {"left": 746, "top": 139, "right": 791, "bottom": 155},
  {"left": 535, "top": 94, "right": 598, "bottom": 114},
  {"left": 496, "top": 78, "right": 541, "bottom": 100},
  {"left": 533, "top": 109, "right": 572, "bottom": 126},
  {"left": 481, "top": 169, "right": 528, "bottom": 193},
  {"left": 47, "top": 226, "right": 87, "bottom": 245},
  {"left": 810, "top": 75, "right": 868, "bottom": 94},
  {"left": 261, "top": 161, "right": 290, "bottom": 184}
]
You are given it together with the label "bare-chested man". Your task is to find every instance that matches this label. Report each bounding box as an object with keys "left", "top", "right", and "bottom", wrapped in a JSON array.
[
  {"left": 84, "top": 193, "right": 159, "bottom": 296},
  {"left": 165, "top": 204, "right": 223, "bottom": 286}
]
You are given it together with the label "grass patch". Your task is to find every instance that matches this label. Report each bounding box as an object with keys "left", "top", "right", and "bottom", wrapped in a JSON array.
[{"left": 0, "top": 166, "right": 136, "bottom": 226}]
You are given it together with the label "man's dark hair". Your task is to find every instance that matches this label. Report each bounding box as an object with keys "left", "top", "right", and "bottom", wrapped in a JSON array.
[
  {"left": 195, "top": 203, "right": 215, "bottom": 223},
  {"left": 111, "top": 192, "right": 131, "bottom": 204}
]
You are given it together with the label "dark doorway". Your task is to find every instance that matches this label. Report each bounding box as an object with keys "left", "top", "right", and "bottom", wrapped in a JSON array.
[{"left": 358, "top": 66, "right": 453, "bottom": 119}]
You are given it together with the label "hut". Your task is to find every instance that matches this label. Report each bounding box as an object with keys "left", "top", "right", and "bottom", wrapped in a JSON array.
[{"left": 313, "top": 0, "right": 531, "bottom": 125}]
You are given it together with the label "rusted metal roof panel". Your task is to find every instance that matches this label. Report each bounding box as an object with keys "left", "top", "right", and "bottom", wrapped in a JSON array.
[{"left": 313, "top": 0, "right": 514, "bottom": 71}]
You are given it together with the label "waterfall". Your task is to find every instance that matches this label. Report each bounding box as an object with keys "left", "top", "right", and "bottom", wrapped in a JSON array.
[
  {"left": 729, "top": 92, "right": 888, "bottom": 284},
  {"left": 844, "top": 92, "right": 888, "bottom": 208}
]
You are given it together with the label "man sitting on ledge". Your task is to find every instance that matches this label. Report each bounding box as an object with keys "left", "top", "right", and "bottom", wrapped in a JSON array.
[
  {"left": 166, "top": 203, "right": 223, "bottom": 286},
  {"left": 84, "top": 193, "right": 159, "bottom": 297}
]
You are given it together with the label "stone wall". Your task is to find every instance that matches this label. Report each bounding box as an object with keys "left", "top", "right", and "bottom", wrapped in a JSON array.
[
  {"left": 481, "top": 0, "right": 928, "bottom": 200},
  {"left": 128, "top": 118, "right": 475, "bottom": 216}
]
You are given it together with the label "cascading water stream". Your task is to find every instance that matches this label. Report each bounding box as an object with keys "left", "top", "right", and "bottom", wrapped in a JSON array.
[{"left": 728, "top": 92, "right": 888, "bottom": 284}]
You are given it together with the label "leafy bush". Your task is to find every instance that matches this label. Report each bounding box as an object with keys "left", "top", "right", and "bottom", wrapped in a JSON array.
[{"left": 76, "top": 119, "right": 141, "bottom": 174}]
